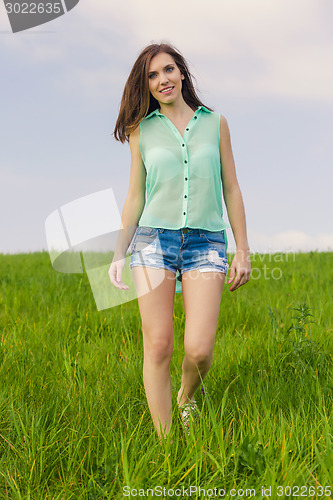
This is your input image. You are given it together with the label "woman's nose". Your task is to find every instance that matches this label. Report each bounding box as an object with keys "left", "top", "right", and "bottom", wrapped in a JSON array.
[{"left": 160, "top": 74, "right": 170, "bottom": 85}]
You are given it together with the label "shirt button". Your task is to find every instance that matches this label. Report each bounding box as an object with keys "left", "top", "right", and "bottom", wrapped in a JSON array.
[
  {"left": 184, "top": 195, "right": 187, "bottom": 198},
  {"left": 182, "top": 144, "right": 185, "bottom": 147},
  {"left": 194, "top": 116, "right": 197, "bottom": 119},
  {"left": 186, "top": 128, "right": 189, "bottom": 131},
  {"left": 183, "top": 212, "right": 186, "bottom": 215},
  {"left": 185, "top": 177, "right": 188, "bottom": 180},
  {"left": 184, "top": 160, "right": 187, "bottom": 164}
]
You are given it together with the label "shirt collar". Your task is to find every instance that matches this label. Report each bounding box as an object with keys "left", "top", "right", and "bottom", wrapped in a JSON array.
[{"left": 144, "top": 105, "right": 211, "bottom": 120}]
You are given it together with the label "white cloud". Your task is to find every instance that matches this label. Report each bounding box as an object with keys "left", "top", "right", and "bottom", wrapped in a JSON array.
[
  {"left": 2, "top": 0, "right": 331, "bottom": 102},
  {"left": 1, "top": 166, "right": 331, "bottom": 254},
  {"left": 1, "top": 0, "right": 332, "bottom": 254},
  {"left": 247, "top": 229, "right": 333, "bottom": 253}
]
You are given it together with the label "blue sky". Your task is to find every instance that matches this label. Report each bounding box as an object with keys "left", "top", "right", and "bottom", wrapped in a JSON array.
[{"left": 0, "top": 0, "right": 332, "bottom": 254}]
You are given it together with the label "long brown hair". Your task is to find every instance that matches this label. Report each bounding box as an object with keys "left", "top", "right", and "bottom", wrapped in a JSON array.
[{"left": 112, "top": 42, "right": 214, "bottom": 144}]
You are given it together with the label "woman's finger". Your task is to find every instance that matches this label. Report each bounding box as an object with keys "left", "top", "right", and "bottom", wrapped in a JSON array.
[
  {"left": 228, "top": 266, "right": 236, "bottom": 284},
  {"left": 229, "top": 268, "right": 244, "bottom": 291},
  {"left": 108, "top": 263, "right": 129, "bottom": 290},
  {"left": 230, "top": 264, "right": 250, "bottom": 290},
  {"left": 234, "top": 269, "right": 250, "bottom": 290}
]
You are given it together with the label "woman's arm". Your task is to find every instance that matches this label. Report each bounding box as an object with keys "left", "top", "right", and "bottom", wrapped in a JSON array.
[
  {"left": 112, "top": 124, "right": 146, "bottom": 261},
  {"left": 219, "top": 114, "right": 251, "bottom": 291},
  {"left": 109, "top": 125, "right": 146, "bottom": 290}
]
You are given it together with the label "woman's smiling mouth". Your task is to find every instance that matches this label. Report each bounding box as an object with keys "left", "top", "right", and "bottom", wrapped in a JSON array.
[{"left": 160, "top": 86, "right": 174, "bottom": 94}]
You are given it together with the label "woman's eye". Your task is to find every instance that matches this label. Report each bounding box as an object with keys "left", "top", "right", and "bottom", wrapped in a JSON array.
[{"left": 149, "top": 67, "right": 173, "bottom": 79}]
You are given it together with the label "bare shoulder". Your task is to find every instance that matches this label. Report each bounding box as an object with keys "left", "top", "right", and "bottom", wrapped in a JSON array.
[
  {"left": 127, "top": 123, "right": 146, "bottom": 200},
  {"left": 219, "top": 112, "right": 238, "bottom": 188},
  {"left": 219, "top": 114, "right": 231, "bottom": 138},
  {"left": 129, "top": 123, "right": 141, "bottom": 146}
]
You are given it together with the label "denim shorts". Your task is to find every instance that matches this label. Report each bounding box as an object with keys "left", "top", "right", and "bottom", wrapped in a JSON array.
[{"left": 129, "top": 227, "right": 229, "bottom": 293}]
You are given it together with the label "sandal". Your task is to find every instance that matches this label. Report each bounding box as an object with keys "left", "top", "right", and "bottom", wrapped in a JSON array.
[{"left": 178, "top": 399, "right": 200, "bottom": 435}]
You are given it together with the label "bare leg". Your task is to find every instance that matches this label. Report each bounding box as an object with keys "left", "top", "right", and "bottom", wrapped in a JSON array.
[
  {"left": 142, "top": 342, "right": 173, "bottom": 437},
  {"left": 132, "top": 266, "right": 176, "bottom": 438},
  {"left": 177, "top": 270, "right": 226, "bottom": 407},
  {"left": 177, "top": 353, "right": 214, "bottom": 406}
]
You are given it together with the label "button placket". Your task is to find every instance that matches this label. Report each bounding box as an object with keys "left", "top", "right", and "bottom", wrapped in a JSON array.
[
  {"left": 181, "top": 112, "right": 199, "bottom": 225},
  {"left": 182, "top": 123, "right": 191, "bottom": 226},
  {"left": 159, "top": 109, "right": 201, "bottom": 227}
]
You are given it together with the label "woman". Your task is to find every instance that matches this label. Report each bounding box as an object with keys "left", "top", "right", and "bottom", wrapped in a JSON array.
[{"left": 109, "top": 42, "right": 251, "bottom": 440}]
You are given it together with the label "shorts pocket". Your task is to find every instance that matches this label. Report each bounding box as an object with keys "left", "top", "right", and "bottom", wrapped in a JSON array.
[
  {"left": 131, "top": 226, "right": 159, "bottom": 253},
  {"left": 200, "top": 229, "right": 226, "bottom": 245},
  {"left": 136, "top": 226, "right": 159, "bottom": 237}
]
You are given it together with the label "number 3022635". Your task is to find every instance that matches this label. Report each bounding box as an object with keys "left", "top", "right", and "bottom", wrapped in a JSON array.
[
  {"left": 5, "top": 3, "right": 62, "bottom": 14},
  {"left": 276, "top": 485, "right": 331, "bottom": 496}
]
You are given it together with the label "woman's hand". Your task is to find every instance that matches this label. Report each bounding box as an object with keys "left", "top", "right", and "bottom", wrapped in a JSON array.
[
  {"left": 228, "top": 248, "right": 251, "bottom": 291},
  {"left": 108, "top": 257, "right": 129, "bottom": 290}
]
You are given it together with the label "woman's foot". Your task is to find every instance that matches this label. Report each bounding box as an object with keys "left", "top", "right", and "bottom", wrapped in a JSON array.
[
  {"left": 178, "top": 399, "right": 200, "bottom": 435},
  {"left": 177, "top": 387, "right": 196, "bottom": 407}
]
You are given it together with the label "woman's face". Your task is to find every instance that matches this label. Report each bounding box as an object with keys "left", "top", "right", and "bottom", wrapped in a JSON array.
[{"left": 148, "top": 52, "right": 185, "bottom": 105}]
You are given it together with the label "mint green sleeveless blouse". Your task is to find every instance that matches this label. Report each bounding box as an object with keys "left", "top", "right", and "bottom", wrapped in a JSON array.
[{"left": 137, "top": 105, "right": 230, "bottom": 293}]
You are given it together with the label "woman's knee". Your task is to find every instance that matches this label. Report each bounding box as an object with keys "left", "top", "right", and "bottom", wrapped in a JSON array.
[
  {"left": 143, "top": 329, "right": 174, "bottom": 364},
  {"left": 184, "top": 343, "right": 214, "bottom": 367}
]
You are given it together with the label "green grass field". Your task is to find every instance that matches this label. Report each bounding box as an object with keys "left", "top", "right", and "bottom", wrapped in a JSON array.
[{"left": 0, "top": 250, "right": 332, "bottom": 499}]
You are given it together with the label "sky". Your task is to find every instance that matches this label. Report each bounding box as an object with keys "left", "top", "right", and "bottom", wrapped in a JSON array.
[{"left": 1, "top": 0, "right": 332, "bottom": 256}]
